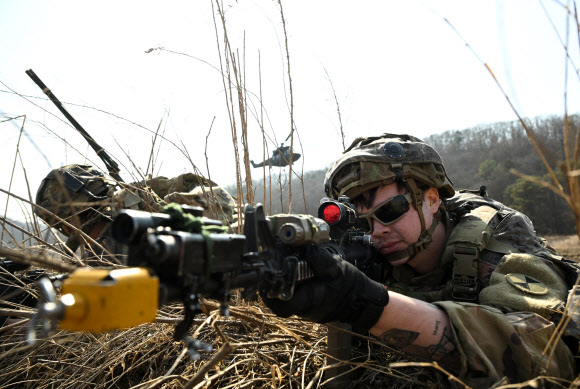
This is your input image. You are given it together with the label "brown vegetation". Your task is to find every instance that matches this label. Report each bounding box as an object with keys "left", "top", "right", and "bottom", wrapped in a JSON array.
[
  {"left": 2, "top": 2, "right": 580, "bottom": 389},
  {"left": 546, "top": 234, "right": 580, "bottom": 262},
  {"left": 1, "top": 294, "right": 442, "bottom": 388}
]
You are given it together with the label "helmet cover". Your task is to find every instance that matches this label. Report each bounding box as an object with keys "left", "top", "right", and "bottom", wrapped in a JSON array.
[
  {"left": 34, "top": 164, "right": 116, "bottom": 230},
  {"left": 324, "top": 133, "right": 454, "bottom": 200}
]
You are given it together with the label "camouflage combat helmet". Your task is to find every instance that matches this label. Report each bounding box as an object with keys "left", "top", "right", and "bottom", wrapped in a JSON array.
[
  {"left": 325, "top": 133, "right": 455, "bottom": 261},
  {"left": 34, "top": 164, "right": 116, "bottom": 232},
  {"left": 325, "top": 133, "right": 454, "bottom": 200}
]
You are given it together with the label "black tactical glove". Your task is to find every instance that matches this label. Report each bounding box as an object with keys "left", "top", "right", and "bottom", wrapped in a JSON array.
[{"left": 262, "top": 245, "right": 389, "bottom": 333}]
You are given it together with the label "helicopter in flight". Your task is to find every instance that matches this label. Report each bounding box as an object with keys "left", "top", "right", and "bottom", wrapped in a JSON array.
[{"left": 250, "top": 142, "right": 301, "bottom": 168}]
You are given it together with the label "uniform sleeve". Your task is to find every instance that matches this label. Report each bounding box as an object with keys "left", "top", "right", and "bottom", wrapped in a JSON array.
[{"left": 434, "top": 252, "right": 576, "bottom": 386}]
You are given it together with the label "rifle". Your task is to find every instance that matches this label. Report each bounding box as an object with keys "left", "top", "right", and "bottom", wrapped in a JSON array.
[
  {"left": 27, "top": 200, "right": 376, "bottom": 363},
  {"left": 25, "top": 69, "right": 124, "bottom": 182}
]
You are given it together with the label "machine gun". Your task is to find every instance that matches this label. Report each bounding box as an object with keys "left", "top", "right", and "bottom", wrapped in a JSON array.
[{"left": 27, "top": 200, "right": 375, "bottom": 360}]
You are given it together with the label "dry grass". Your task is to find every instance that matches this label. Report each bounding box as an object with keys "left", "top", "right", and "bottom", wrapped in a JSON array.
[
  {"left": 3, "top": 279, "right": 577, "bottom": 388},
  {"left": 2, "top": 2, "right": 580, "bottom": 388},
  {"left": 545, "top": 234, "right": 580, "bottom": 261},
  {"left": 546, "top": 234, "right": 580, "bottom": 249},
  {"left": 0, "top": 283, "right": 438, "bottom": 389}
]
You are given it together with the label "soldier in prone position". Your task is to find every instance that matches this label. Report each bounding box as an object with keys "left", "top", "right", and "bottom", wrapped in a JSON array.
[
  {"left": 34, "top": 164, "right": 238, "bottom": 265},
  {"left": 262, "top": 133, "right": 580, "bottom": 387}
]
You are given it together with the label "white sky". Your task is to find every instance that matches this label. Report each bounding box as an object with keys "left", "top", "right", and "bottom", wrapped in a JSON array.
[{"left": 0, "top": 0, "right": 577, "bottom": 220}]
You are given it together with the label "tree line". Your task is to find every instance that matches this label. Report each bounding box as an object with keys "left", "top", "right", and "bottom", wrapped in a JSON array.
[{"left": 426, "top": 115, "right": 576, "bottom": 235}]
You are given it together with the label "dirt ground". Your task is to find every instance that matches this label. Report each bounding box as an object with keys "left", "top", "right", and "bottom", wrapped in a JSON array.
[{"left": 545, "top": 234, "right": 580, "bottom": 261}]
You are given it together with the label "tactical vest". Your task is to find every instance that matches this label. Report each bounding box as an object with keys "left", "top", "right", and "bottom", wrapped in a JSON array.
[
  {"left": 387, "top": 190, "right": 516, "bottom": 303},
  {"left": 387, "top": 190, "right": 580, "bottom": 306},
  {"left": 441, "top": 191, "right": 516, "bottom": 302}
]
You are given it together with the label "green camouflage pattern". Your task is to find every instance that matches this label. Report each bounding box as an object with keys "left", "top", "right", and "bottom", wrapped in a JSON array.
[
  {"left": 435, "top": 301, "right": 575, "bottom": 387},
  {"left": 164, "top": 185, "right": 237, "bottom": 224},
  {"left": 136, "top": 173, "right": 237, "bottom": 224},
  {"left": 382, "top": 192, "right": 578, "bottom": 386},
  {"left": 324, "top": 133, "right": 454, "bottom": 200},
  {"left": 479, "top": 253, "right": 568, "bottom": 319},
  {"left": 139, "top": 173, "right": 217, "bottom": 198},
  {"left": 34, "top": 164, "right": 116, "bottom": 231},
  {"left": 111, "top": 185, "right": 162, "bottom": 212},
  {"left": 36, "top": 166, "right": 238, "bottom": 261}
]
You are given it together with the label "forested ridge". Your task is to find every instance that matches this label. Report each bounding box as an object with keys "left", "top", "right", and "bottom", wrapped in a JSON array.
[{"left": 242, "top": 114, "right": 577, "bottom": 235}]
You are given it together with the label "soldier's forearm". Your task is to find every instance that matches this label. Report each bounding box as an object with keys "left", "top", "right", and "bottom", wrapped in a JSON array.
[{"left": 369, "top": 292, "right": 458, "bottom": 363}]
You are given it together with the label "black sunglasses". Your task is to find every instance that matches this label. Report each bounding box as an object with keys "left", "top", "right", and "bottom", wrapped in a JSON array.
[{"left": 358, "top": 193, "right": 412, "bottom": 233}]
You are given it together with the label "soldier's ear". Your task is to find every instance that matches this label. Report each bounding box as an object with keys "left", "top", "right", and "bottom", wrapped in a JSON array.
[{"left": 424, "top": 188, "right": 440, "bottom": 213}]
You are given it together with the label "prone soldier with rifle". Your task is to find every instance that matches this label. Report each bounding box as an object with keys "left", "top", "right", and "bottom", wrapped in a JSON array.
[
  {"left": 267, "top": 134, "right": 580, "bottom": 387},
  {"left": 19, "top": 68, "right": 580, "bottom": 387},
  {"left": 24, "top": 134, "right": 580, "bottom": 388},
  {"left": 33, "top": 164, "right": 238, "bottom": 265}
]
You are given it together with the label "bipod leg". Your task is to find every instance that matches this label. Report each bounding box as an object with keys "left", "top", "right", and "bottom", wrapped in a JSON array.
[{"left": 174, "top": 293, "right": 213, "bottom": 359}]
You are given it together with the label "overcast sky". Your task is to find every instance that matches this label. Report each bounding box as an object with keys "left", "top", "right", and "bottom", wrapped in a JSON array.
[{"left": 0, "top": 0, "right": 577, "bottom": 220}]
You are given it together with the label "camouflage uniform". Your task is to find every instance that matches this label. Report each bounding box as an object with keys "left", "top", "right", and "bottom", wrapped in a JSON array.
[
  {"left": 138, "top": 173, "right": 238, "bottom": 225},
  {"left": 35, "top": 167, "right": 238, "bottom": 265},
  {"left": 325, "top": 134, "right": 579, "bottom": 387},
  {"left": 385, "top": 192, "right": 578, "bottom": 385},
  {"left": 34, "top": 164, "right": 125, "bottom": 264},
  {"left": 35, "top": 164, "right": 117, "bottom": 234}
]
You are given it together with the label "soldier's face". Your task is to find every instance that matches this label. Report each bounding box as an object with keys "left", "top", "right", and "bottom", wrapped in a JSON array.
[{"left": 356, "top": 183, "right": 437, "bottom": 267}]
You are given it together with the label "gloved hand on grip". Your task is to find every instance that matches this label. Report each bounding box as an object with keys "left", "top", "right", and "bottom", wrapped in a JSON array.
[{"left": 262, "top": 245, "right": 389, "bottom": 333}]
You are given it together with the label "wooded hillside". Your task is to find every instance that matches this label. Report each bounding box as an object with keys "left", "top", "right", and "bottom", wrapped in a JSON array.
[{"left": 238, "top": 114, "right": 576, "bottom": 236}]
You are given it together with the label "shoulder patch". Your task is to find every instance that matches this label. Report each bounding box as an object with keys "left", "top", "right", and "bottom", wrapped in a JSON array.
[{"left": 506, "top": 273, "right": 549, "bottom": 295}]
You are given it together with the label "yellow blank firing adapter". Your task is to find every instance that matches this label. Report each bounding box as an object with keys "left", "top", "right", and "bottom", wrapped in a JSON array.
[{"left": 59, "top": 267, "right": 159, "bottom": 332}]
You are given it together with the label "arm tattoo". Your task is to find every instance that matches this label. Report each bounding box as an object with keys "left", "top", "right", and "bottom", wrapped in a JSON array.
[
  {"left": 379, "top": 329, "right": 419, "bottom": 348},
  {"left": 426, "top": 326, "right": 454, "bottom": 359},
  {"left": 378, "top": 326, "right": 456, "bottom": 361},
  {"left": 433, "top": 320, "right": 441, "bottom": 336}
]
